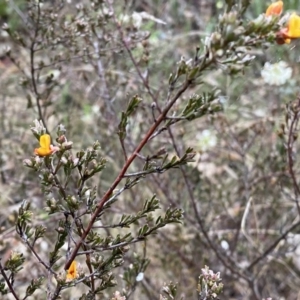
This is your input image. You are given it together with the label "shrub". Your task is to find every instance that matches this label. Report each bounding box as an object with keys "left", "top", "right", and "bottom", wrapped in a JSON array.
[{"left": 1, "top": 0, "right": 300, "bottom": 299}]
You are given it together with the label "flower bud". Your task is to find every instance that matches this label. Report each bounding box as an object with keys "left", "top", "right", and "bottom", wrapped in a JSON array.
[
  {"left": 62, "top": 141, "right": 73, "bottom": 150},
  {"left": 57, "top": 135, "right": 67, "bottom": 144},
  {"left": 61, "top": 156, "right": 68, "bottom": 165},
  {"left": 23, "top": 159, "right": 34, "bottom": 168},
  {"left": 265, "top": 1, "right": 283, "bottom": 17}
]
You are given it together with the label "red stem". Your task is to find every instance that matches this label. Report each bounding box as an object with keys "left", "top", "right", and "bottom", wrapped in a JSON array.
[{"left": 65, "top": 80, "right": 190, "bottom": 270}]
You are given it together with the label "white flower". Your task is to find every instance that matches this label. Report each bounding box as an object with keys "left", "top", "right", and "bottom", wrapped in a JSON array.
[
  {"left": 119, "top": 11, "right": 166, "bottom": 29},
  {"left": 136, "top": 272, "right": 144, "bottom": 282},
  {"left": 131, "top": 12, "right": 143, "bottom": 29},
  {"left": 261, "top": 61, "right": 292, "bottom": 86},
  {"left": 81, "top": 105, "right": 100, "bottom": 124},
  {"left": 204, "top": 37, "right": 211, "bottom": 47},
  {"left": 111, "top": 291, "right": 126, "bottom": 300},
  {"left": 197, "top": 129, "right": 217, "bottom": 151},
  {"left": 220, "top": 240, "right": 229, "bottom": 251},
  {"left": 119, "top": 14, "right": 130, "bottom": 24}
]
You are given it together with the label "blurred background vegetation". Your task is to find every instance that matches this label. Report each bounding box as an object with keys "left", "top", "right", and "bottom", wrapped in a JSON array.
[{"left": 1, "top": 0, "right": 300, "bottom": 299}]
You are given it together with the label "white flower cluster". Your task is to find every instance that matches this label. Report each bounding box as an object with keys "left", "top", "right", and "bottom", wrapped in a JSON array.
[
  {"left": 261, "top": 61, "right": 292, "bottom": 86},
  {"left": 120, "top": 11, "right": 166, "bottom": 29},
  {"left": 197, "top": 129, "right": 217, "bottom": 151},
  {"left": 111, "top": 291, "right": 126, "bottom": 300}
]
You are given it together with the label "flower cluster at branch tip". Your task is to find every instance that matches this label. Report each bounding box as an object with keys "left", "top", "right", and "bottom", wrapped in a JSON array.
[
  {"left": 266, "top": 1, "right": 300, "bottom": 44},
  {"left": 66, "top": 260, "right": 77, "bottom": 281},
  {"left": 201, "top": 266, "right": 221, "bottom": 281},
  {"left": 261, "top": 61, "right": 292, "bottom": 86},
  {"left": 198, "top": 266, "right": 223, "bottom": 298},
  {"left": 34, "top": 134, "right": 59, "bottom": 157},
  {"left": 111, "top": 291, "right": 126, "bottom": 300}
]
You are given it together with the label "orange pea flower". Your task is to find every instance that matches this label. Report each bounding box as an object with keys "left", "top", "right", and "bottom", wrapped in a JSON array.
[
  {"left": 276, "top": 13, "right": 300, "bottom": 44},
  {"left": 66, "top": 260, "right": 77, "bottom": 280},
  {"left": 265, "top": 1, "right": 283, "bottom": 16},
  {"left": 34, "top": 134, "right": 58, "bottom": 156}
]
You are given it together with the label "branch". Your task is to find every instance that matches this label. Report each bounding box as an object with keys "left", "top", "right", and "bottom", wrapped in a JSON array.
[
  {"left": 286, "top": 101, "right": 300, "bottom": 216},
  {"left": 64, "top": 79, "right": 191, "bottom": 270},
  {"left": 246, "top": 219, "right": 300, "bottom": 271},
  {"left": 107, "top": 0, "right": 161, "bottom": 112},
  {"left": 167, "top": 127, "right": 251, "bottom": 283},
  {"left": 0, "top": 261, "right": 20, "bottom": 300},
  {"left": 30, "top": 1, "right": 48, "bottom": 133},
  {"left": 25, "top": 241, "right": 56, "bottom": 275}
]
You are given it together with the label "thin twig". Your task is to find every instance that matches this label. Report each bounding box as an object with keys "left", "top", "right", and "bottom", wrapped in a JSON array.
[
  {"left": 30, "top": 2, "right": 48, "bottom": 133},
  {"left": 94, "top": 237, "right": 144, "bottom": 251},
  {"left": 48, "top": 158, "right": 96, "bottom": 291},
  {"left": 10, "top": 0, "right": 31, "bottom": 28},
  {"left": 124, "top": 169, "right": 162, "bottom": 177},
  {"left": 0, "top": 261, "right": 20, "bottom": 300},
  {"left": 107, "top": 0, "right": 162, "bottom": 112},
  {"left": 241, "top": 197, "right": 255, "bottom": 246},
  {"left": 246, "top": 219, "right": 300, "bottom": 271},
  {"left": 167, "top": 127, "right": 251, "bottom": 283},
  {"left": 119, "top": 138, "right": 128, "bottom": 162},
  {"left": 286, "top": 103, "right": 300, "bottom": 216},
  {"left": 25, "top": 241, "right": 56, "bottom": 275}
]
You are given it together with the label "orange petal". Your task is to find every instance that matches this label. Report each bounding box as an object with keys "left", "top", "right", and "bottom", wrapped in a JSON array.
[
  {"left": 66, "top": 261, "right": 77, "bottom": 280},
  {"left": 266, "top": 1, "right": 283, "bottom": 16},
  {"left": 34, "top": 147, "right": 53, "bottom": 156}
]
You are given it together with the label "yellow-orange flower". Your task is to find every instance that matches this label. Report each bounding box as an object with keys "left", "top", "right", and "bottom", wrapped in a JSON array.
[
  {"left": 276, "top": 13, "right": 300, "bottom": 44},
  {"left": 66, "top": 260, "right": 77, "bottom": 280},
  {"left": 265, "top": 1, "right": 283, "bottom": 16},
  {"left": 34, "top": 134, "right": 57, "bottom": 156},
  {"left": 284, "top": 13, "right": 300, "bottom": 41},
  {"left": 265, "top": 1, "right": 300, "bottom": 45}
]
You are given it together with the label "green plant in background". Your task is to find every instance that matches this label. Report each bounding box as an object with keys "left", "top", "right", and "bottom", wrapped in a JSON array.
[
  {"left": 1, "top": 0, "right": 300, "bottom": 299},
  {"left": 0, "top": 0, "right": 26, "bottom": 30}
]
